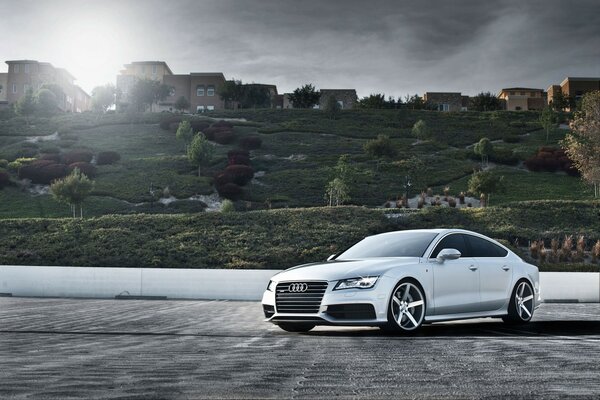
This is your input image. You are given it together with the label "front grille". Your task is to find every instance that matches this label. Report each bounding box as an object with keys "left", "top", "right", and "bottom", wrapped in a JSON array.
[
  {"left": 326, "top": 304, "right": 376, "bottom": 320},
  {"left": 275, "top": 281, "right": 328, "bottom": 313}
]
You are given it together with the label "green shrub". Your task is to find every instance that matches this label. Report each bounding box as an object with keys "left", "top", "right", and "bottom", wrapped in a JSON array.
[
  {"left": 0, "top": 159, "right": 8, "bottom": 168},
  {"left": 221, "top": 199, "right": 236, "bottom": 213}
]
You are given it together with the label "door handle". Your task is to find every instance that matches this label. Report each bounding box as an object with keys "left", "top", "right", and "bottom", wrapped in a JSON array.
[
  {"left": 502, "top": 265, "right": 510, "bottom": 271},
  {"left": 469, "top": 265, "right": 478, "bottom": 271}
]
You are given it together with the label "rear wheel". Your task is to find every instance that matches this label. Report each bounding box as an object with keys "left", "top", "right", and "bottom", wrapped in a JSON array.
[
  {"left": 382, "top": 280, "right": 426, "bottom": 332},
  {"left": 503, "top": 280, "right": 534, "bottom": 324},
  {"left": 276, "top": 323, "right": 315, "bottom": 333}
]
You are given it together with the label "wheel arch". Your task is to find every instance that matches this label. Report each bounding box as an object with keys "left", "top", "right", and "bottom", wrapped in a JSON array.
[{"left": 386, "top": 276, "right": 428, "bottom": 315}]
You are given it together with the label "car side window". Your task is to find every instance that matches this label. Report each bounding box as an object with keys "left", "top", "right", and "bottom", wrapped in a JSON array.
[
  {"left": 430, "top": 234, "right": 470, "bottom": 258},
  {"left": 466, "top": 235, "right": 508, "bottom": 257}
]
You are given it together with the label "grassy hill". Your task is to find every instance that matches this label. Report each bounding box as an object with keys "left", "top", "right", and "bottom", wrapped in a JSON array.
[{"left": 0, "top": 108, "right": 593, "bottom": 217}]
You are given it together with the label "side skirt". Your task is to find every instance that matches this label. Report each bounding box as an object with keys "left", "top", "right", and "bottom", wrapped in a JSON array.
[{"left": 425, "top": 309, "right": 507, "bottom": 323}]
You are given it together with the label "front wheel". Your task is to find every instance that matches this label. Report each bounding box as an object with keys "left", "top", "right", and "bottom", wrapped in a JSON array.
[
  {"left": 276, "top": 323, "right": 315, "bottom": 333},
  {"left": 382, "top": 280, "right": 426, "bottom": 332},
  {"left": 503, "top": 280, "right": 534, "bottom": 324}
]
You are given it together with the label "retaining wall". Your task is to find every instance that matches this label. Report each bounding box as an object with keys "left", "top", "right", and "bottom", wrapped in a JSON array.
[{"left": 1, "top": 266, "right": 598, "bottom": 302}]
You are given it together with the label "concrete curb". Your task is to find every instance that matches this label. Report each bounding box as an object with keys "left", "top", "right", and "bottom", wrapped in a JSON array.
[{"left": 1, "top": 266, "right": 599, "bottom": 302}]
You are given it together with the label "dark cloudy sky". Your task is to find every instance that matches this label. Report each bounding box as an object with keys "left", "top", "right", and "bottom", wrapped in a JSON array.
[{"left": 1, "top": 0, "right": 598, "bottom": 97}]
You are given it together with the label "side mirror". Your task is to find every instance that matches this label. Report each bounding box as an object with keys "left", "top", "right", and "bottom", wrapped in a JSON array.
[
  {"left": 327, "top": 254, "right": 337, "bottom": 262},
  {"left": 436, "top": 248, "right": 461, "bottom": 263}
]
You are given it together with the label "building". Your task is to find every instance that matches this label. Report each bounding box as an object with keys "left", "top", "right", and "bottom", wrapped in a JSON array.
[
  {"left": 0, "top": 72, "right": 7, "bottom": 108},
  {"left": 497, "top": 87, "right": 546, "bottom": 111},
  {"left": 117, "top": 61, "right": 228, "bottom": 112},
  {"left": 547, "top": 77, "right": 600, "bottom": 109},
  {"left": 423, "top": 92, "right": 463, "bottom": 112},
  {"left": 2, "top": 60, "right": 90, "bottom": 112}
]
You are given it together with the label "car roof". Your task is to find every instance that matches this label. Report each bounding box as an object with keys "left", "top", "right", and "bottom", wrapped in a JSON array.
[{"left": 373, "top": 228, "right": 479, "bottom": 236}]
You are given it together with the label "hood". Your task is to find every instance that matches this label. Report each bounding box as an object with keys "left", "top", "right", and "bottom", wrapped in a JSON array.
[{"left": 271, "top": 257, "right": 420, "bottom": 282}]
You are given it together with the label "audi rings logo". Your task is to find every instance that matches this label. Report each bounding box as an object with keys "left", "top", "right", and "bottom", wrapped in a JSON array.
[{"left": 288, "top": 283, "right": 308, "bottom": 293}]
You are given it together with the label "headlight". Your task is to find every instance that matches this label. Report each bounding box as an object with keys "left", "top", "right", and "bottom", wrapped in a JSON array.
[
  {"left": 333, "top": 276, "right": 379, "bottom": 290},
  {"left": 266, "top": 280, "right": 275, "bottom": 291}
]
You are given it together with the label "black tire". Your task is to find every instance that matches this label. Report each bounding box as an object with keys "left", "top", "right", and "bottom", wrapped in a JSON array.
[
  {"left": 503, "top": 280, "right": 534, "bottom": 324},
  {"left": 381, "top": 279, "right": 426, "bottom": 333},
  {"left": 276, "top": 323, "right": 315, "bottom": 333}
]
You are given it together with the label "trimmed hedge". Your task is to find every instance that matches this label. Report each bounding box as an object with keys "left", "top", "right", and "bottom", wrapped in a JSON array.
[
  {"left": 223, "top": 164, "right": 254, "bottom": 186},
  {"left": 0, "top": 171, "right": 9, "bottom": 188},
  {"left": 18, "top": 161, "right": 69, "bottom": 184},
  {"left": 69, "top": 162, "right": 97, "bottom": 178},
  {"left": 62, "top": 150, "right": 93, "bottom": 165},
  {"left": 96, "top": 151, "right": 121, "bottom": 165},
  {"left": 0, "top": 203, "right": 597, "bottom": 269}
]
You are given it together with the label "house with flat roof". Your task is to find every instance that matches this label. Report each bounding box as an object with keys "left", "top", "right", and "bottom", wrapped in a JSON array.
[
  {"left": 423, "top": 92, "right": 463, "bottom": 112},
  {"left": 547, "top": 77, "right": 600, "bottom": 110},
  {"left": 2, "top": 60, "right": 90, "bottom": 112},
  {"left": 498, "top": 87, "right": 546, "bottom": 111}
]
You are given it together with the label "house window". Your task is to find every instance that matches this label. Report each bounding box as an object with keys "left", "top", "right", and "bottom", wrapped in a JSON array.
[
  {"left": 509, "top": 91, "right": 515, "bottom": 95},
  {"left": 196, "top": 85, "right": 205, "bottom": 96},
  {"left": 169, "top": 88, "right": 176, "bottom": 97},
  {"left": 14, "top": 64, "right": 19, "bottom": 73},
  {"left": 207, "top": 85, "right": 215, "bottom": 96},
  {"left": 438, "top": 104, "right": 449, "bottom": 112},
  {"left": 24, "top": 64, "right": 30, "bottom": 73},
  {"left": 152, "top": 65, "right": 157, "bottom": 75},
  {"left": 207, "top": 105, "right": 215, "bottom": 111},
  {"left": 337, "top": 100, "right": 344, "bottom": 109},
  {"left": 196, "top": 105, "right": 205, "bottom": 113},
  {"left": 520, "top": 92, "right": 525, "bottom": 95},
  {"left": 12, "top": 83, "right": 17, "bottom": 93}
]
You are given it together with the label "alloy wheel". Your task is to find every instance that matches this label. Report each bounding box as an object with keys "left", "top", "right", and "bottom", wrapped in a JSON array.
[
  {"left": 390, "top": 282, "right": 425, "bottom": 331},
  {"left": 514, "top": 281, "right": 534, "bottom": 321}
]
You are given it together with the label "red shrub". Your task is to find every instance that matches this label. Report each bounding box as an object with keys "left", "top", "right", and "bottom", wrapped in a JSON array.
[
  {"left": 212, "top": 120, "right": 234, "bottom": 129},
  {"left": 240, "top": 136, "right": 262, "bottom": 150},
  {"left": 524, "top": 147, "right": 578, "bottom": 175},
  {"left": 39, "top": 153, "right": 62, "bottom": 163},
  {"left": 216, "top": 182, "right": 243, "bottom": 200},
  {"left": 190, "top": 120, "right": 210, "bottom": 133},
  {"left": 62, "top": 150, "right": 93, "bottom": 165},
  {"left": 227, "top": 149, "right": 251, "bottom": 166},
  {"left": 19, "top": 163, "right": 69, "bottom": 184},
  {"left": 214, "top": 171, "right": 234, "bottom": 187},
  {"left": 97, "top": 151, "right": 121, "bottom": 165},
  {"left": 0, "top": 171, "right": 9, "bottom": 188},
  {"left": 203, "top": 126, "right": 228, "bottom": 141},
  {"left": 69, "top": 162, "right": 97, "bottom": 178},
  {"left": 214, "top": 129, "right": 235, "bottom": 145},
  {"left": 159, "top": 115, "right": 182, "bottom": 130},
  {"left": 223, "top": 164, "right": 254, "bottom": 186}
]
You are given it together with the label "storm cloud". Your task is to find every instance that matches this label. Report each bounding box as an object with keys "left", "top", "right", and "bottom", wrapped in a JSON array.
[{"left": 0, "top": 0, "right": 598, "bottom": 96}]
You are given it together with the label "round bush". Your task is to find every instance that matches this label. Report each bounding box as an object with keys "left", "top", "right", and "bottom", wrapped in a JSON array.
[
  {"left": 19, "top": 163, "right": 69, "bottom": 184},
  {"left": 202, "top": 126, "right": 229, "bottom": 141},
  {"left": 223, "top": 164, "right": 254, "bottom": 186},
  {"left": 0, "top": 171, "right": 10, "bottom": 188},
  {"left": 97, "top": 151, "right": 121, "bottom": 165},
  {"left": 190, "top": 120, "right": 210, "bottom": 133},
  {"left": 0, "top": 159, "right": 8, "bottom": 168},
  {"left": 214, "top": 129, "right": 235, "bottom": 145},
  {"left": 227, "top": 149, "right": 251, "bottom": 166},
  {"left": 62, "top": 150, "right": 93, "bottom": 165},
  {"left": 69, "top": 162, "right": 97, "bottom": 178},
  {"left": 39, "top": 153, "right": 62, "bottom": 163},
  {"left": 159, "top": 114, "right": 182, "bottom": 130},
  {"left": 212, "top": 120, "right": 234, "bottom": 129},
  {"left": 216, "top": 182, "right": 243, "bottom": 200},
  {"left": 240, "top": 136, "right": 262, "bottom": 150},
  {"left": 214, "top": 171, "right": 234, "bottom": 187}
]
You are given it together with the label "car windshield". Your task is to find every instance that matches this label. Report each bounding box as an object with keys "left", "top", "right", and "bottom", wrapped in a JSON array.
[{"left": 336, "top": 232, "right": 438, "bottom": 259}]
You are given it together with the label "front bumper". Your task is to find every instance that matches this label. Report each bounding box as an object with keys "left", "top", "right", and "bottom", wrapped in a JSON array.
[{"left": 261, "top": 276, "right": 396, "bottom": 326}]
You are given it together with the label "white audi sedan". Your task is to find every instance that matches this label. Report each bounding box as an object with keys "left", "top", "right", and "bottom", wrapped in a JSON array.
[{"left": 262, "top": 229, "right": 540, "bottom": 333}]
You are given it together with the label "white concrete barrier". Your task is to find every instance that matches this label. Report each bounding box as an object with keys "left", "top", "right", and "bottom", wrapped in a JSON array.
[{"left": 0, "top": 266, "right": 598, "bottom": 302}]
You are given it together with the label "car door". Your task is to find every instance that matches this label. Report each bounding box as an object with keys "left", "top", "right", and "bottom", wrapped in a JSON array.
[
  {"left": 466, "top": 235, "right": 512, "bottom": 311},
  {"left": 429, "top": 233, "right": 481, "bottom": 315}
]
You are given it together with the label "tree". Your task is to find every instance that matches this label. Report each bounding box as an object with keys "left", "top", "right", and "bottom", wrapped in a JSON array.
[
  {"left": 474, "top": 137, "right": 494, "bottom": 168},
  {"left": 129, "top": 79, "right": 172, "bottom": 112},
  {"left": 35, "top": 88, "right": 58, "bottom": 116},
  {"left": 219, "top": 79, "right": 243, "bottom": 109},
  {"left": 187, "top": 133, "right": 215, "bottom": 176},
  {"left": 470, "top": 92, "right": 503, "bottom": 111},
  {"left": 357, "top": 93, "right": 398, "bottom": 109},
  {"left": 412, "top": 119, "right": 430, "bottom": 140},
  {"left": 550, "top": 91, "right": 575, "bottom": 111},
  {"left": 16, "top": 87, "right": 36, "bottom": 118},
  {"left": 176, "top": 120, "right": 194, "bottom": 147},
  {"left": 364, "top": 134, "right": 397, "bottom": 159},
  {"left": 539, "top": 106, "right": 558, "bottom": 143},
  {"left": 324, "top": 177, "right": 350, "bottom": 207},
  {"left": 323, "top": 95, "right": 341, "bottom": 119},
  {"left": 239, "top": 84, "right": 271, "bottom": 109},
  {"left": 174, "top": 96, "right": 190, "bottom": 113},
  {"left": 405, "top": 94, "right": 429, "bottom": 110},
  {"left": 91, "top": 84, "right": 117, "bottom": 113},
  {"left": 562, "top": 91, "right": 600, "bottom": 197},
  {"left": 50, "top": 168, "right": 95, "bottom": 218},
  {"left": 288, "top": 84, "right": 320, "bottom": 108},
  {"left": 468, "top": 170, "right": 505, "bottom": 207}
]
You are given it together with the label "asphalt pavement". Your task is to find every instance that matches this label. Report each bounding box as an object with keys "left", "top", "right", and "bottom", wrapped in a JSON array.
[{"left": 0, "top": 298, "right": 599, "bottom": 399}]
